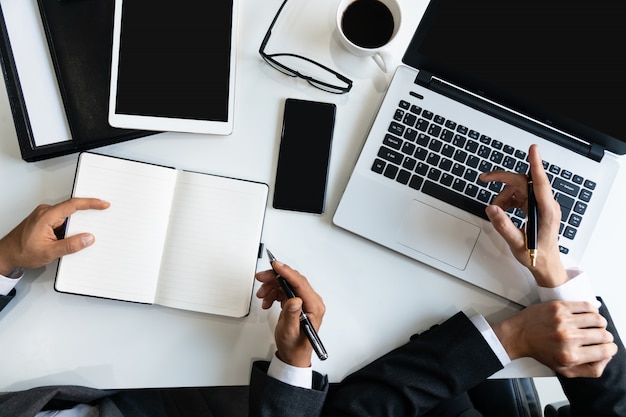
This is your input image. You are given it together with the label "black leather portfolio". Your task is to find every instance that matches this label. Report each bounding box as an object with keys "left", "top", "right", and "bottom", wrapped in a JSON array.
[{"left": 0, "top": 0, "right": 153, "bottom": 162}]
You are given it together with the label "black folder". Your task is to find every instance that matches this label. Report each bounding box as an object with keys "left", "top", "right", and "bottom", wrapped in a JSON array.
[{"left": 0, "top": 0, "right": 153, "bottom": 162}]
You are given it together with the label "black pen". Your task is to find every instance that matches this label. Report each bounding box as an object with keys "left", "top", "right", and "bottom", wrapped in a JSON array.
[
  {"left": 266, "top": 248, "right": 328, "bottom": 361},
  {"left": 527, "top": 174, "right": 538, "bottom": 267}
]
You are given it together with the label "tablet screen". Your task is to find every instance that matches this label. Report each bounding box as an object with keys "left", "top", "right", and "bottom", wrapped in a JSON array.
[{"left": 110, "top": 0, "right": 236, "bottom": 133}]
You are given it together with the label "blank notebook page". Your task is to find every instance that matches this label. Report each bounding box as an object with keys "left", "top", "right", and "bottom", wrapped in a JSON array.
[
  {"left": 56, "top": 153, "right": 177, "bottom": 303},
  {"left": 155, "top": 171, "right": 267, "bottom": 317}
]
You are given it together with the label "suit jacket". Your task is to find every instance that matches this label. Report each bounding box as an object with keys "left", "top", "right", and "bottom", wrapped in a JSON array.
[
  {"left": 0, "top": 291, "right": 249, "bottom": 417},
  {"left": 0, "top": 384, "right": 251, "bottom": 417},
  {"left": 249, "top": 302, "right": 626, "bottom": 417}
]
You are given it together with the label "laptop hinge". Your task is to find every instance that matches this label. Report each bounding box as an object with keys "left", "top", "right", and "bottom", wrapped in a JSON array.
[
  {"left": 415, "top": 70, "right": 433, "bottom": 88},
  {"left": 588, "top": 143, "right": 605, "bottom": 162},
  {"left": 414, "top": 73, "right": 605, "bottom": 162}
]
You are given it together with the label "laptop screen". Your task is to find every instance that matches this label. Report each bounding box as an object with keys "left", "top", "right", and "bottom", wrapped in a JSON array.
[{"left": 403, "top": 0, "right": 626, "bottom": 155}]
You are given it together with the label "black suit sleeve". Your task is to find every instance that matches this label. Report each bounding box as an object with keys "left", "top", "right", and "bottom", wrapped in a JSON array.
[
  {"left": 321, "top": 312, "right": 502, "bottom": 416},
  {"left": 249, "top": 361, "right": 329, "bottom": 417},
  {"left": 0, "top": 288, "right": 16, "bottom": 313},
  {"left": 557, "top": 299, "right": 626, "bottom": 417},
  {"left": 249, "top": 312, "right": 503, "bottom": 417}
]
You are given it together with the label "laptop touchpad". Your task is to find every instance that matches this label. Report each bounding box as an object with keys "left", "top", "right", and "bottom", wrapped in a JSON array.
[{"left": 396, "top": 200, "right": 480, "bottom": 270}]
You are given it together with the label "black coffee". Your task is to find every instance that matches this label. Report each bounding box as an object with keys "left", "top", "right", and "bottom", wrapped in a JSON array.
[{"left": 341, "top": 0, "right": 394, "bottom": 49}]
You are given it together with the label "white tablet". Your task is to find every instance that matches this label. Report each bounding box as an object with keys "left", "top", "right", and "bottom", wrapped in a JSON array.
[{"left": 108, "top": 0, "right": 238, "bottom": 135}]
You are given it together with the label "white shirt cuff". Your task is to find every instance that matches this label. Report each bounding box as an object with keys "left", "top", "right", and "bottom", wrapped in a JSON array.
[
  {"left": 537, "top": 268, "right": 600, "bottom": 308},
  {"left": 0, "top": 268, "right": 24, "bottom": 296},
  {"left": 267, "top": 353, "right": 313, "bottom": 389},
  {"left": 470, "top": 314, "right": 511, "bottom": 366}
]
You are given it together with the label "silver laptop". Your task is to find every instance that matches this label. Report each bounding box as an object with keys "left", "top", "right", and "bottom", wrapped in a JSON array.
[{"left": 334, "top": 0, "right": 625, "bottom": 306}]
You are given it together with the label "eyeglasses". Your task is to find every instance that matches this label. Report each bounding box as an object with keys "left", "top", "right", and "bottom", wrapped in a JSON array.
[{"left": 259, "top": 0, "right": 353, "bottom": 94}]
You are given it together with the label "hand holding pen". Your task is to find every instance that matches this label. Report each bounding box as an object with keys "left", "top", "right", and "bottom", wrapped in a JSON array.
[
  {"left": 255, "top": 250, "right": 328, "bottom": 366},
  {"left": 526, "top": 173, "right": 538, "bottom": 267},
  {"left": 480, "top": 144, "right": 568, "bottom": 288}
]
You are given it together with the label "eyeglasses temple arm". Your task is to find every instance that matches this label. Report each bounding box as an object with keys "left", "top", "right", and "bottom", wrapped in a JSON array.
[{"left": 260, "top": 0, "right": 289, "bottom": 53}]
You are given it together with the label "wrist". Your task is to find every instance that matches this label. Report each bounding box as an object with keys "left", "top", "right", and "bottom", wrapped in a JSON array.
[
  {"left": 492, "top": 314, "right": 525, "bottom": 360},
  {"left": 276, "top": 349, "right": 312, "bottom": 368},
  {"left": 0, "top": 262, "right": 13, "bottom": 277},
  {"left": 530, "top": 254, "right": 568, "bottom": 288},
  {"left": 531, "top": 271, "right": 568, "bottom": 288},
  {"left": 0, "top": 239, "right": 16, "bottom": 276}
]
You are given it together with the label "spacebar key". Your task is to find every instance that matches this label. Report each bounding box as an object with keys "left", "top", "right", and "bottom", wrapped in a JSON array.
[{"left": 421, "top": 181, "right": 489, "bottom": 220}]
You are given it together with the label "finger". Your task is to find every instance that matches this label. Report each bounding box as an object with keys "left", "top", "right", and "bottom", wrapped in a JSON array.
[
  {"left": 559, "top": 359, "right": 610, "bottom": 379},
  {"left": 569, "top": 342, "right": 618, "bottom": 367},
  {"left": 255, "top": 269, "right": 278, "bottom": 284},
  {"left": 527, "top": 145, "right": 554, "bottom": 213},
  {"left": 480, "top": 170, "right": 529, "bottom": 212},
  {"left": 528, "top": 145, "right": 549, "bottom": 186},
  {"left": 262, "top": 287, "right": 283, "bottom": 310},
  {"left": 491, "top": 185, "right": 523, "bottom": 211},
  {"left": 255, "top": 281, "right": 275, "bottom": 299},
  {"left": 582, "top": 357, "right": 613, "bottom": 378},
  {"left": 485, "top": 204, "right": 526, "bottom": 250},
  {"left": 48, "top": 233, "right": 96, "bottom": 259},
  {"left": 255, "top": 281, "right": 272, "bottom": 299},
  {"left": 572, "top": 313, "right": 608, "bottom": 331},
  {"left": 480, "top": 170, "right": 527, "bottom": 191},
  {"left": 256, "top": 267, "right": 292, "bottom": 309},
  {"left": 584, "top": 328, "right": 614, "bottom": 345},
  {"left": 255, "top": 269, "right": 281, "bottom": 305},
  {"left": 556, "top": 300, "right": 599, "bottom": 315},
  {"left": 256, "top": 283, "right": 281, "bottom": 308},
  {"left": 258, "top": 278, "right": 290, "bottom": 309},
  {"left": 272, "top": 262, "right": 314, "bottom": 297},
  {"left": 45, "top": 198, "right": 110, "bottom": 228},
  {"left": 273, "top": 262, "right": 325, "bottom": 317}
]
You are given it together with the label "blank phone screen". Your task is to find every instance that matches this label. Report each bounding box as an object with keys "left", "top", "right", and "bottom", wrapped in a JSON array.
[{"left": 273, "top": 99, "right": 336, "bottom": 214}]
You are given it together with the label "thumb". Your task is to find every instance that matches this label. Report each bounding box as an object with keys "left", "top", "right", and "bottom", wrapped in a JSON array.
[
  {"left": 485, "top": 205, "right": 525, "bottom": 249},
  {"left": 54, "top": 233, "right": 96, "bottom": 258},
  {"left": 276, "top": 297, "right": 313, "bottom": 367},
  {"left": 282, "top": 297, "right": 303, "bottom": 331},
  {"left": 284, "top": 297, "right": 303, "bottom": 317},
  {"left": 276, "top": 297, "right": 304, "bottom": 344}
]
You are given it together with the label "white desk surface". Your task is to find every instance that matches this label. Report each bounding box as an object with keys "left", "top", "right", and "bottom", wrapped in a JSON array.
[{"left": 1, "top": 0, "right": 626, "bottom": 391}]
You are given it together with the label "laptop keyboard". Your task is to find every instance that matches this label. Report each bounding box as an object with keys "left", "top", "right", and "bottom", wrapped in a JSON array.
[{"left": 371, "top": 99, "right": 598, "bottom": 255}]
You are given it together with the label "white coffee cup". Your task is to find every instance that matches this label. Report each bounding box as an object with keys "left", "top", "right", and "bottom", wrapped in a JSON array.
[{"left": 336, "top": 0, "right": 402, "bottom": 73}]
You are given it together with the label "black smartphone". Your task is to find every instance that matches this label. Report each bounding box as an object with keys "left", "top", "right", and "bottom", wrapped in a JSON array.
[{"left": 273, "top": 99, "right": 336, "bottom": 214}]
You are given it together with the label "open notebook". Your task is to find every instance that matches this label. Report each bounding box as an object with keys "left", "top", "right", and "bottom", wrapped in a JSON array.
[{"left": 55, "top": 152, "right": 269, "bottom": 318}]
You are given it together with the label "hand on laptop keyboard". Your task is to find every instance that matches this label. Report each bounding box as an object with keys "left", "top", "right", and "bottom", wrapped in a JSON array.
[
  {"left": 481, "top": 144, "right": 568, "bottom": 288},
  {"left": 375, "top": 101, "right": 597, "bottom": 257}
]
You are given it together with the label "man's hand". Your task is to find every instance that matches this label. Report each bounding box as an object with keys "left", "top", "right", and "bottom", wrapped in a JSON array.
[
  {"left": 493, "top": 301, "right": 617, "bottom": 378},
  {"left": 256, "top": 261, "right": 325, "bottom": 368},
  {"left": 480, "top": 144, "right": 568, "bottom": 287},
  {"left": 0, "top": 198, "right": 110, "bottom": 275}
]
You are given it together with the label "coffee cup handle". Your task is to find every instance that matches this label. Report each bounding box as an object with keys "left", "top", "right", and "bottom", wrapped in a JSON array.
[{"left": 372, "top": 50, "right": 393, "bottom": 73}]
